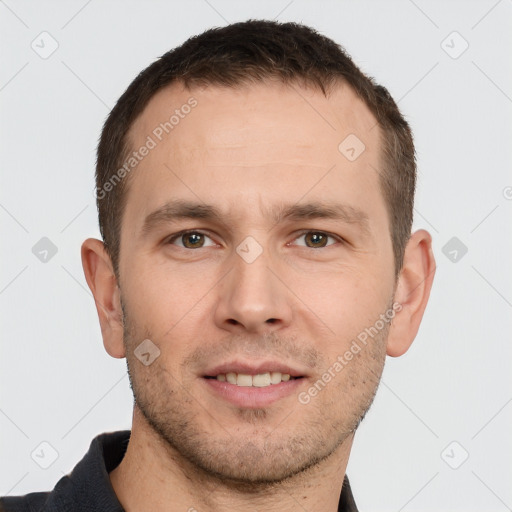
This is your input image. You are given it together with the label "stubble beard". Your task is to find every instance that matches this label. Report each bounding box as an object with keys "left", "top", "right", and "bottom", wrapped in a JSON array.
[{"left": 121, "top": 299, "right": 388, "bottom": 487}]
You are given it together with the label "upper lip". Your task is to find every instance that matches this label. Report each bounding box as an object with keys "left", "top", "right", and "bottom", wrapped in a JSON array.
[{"left": 203, "top": 360, "right": 308, "bottom": 378}]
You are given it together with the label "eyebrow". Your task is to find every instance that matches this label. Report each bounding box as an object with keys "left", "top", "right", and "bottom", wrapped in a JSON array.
[{"left": 140, "top": 199, "right": 371, "bottom": 237}]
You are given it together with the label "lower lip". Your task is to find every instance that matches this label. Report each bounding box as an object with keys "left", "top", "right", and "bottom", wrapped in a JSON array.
[{"left": 202, "top": 377, "right": 305, "bottom": 408}]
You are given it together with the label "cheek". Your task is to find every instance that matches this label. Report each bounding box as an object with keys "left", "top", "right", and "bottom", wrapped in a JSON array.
[
  {"left": 294, "top": 264, "right": 393, "bottom": 338},
  {"left": 123, "top": 257, "right": 218, "bottom": 333},
  {"left": 121, "top": 263, "right": 223, "bottom": 382}
]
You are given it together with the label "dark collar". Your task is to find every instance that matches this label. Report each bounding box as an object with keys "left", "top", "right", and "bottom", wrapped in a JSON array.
[
  {"left": 45, "top": 430, "right": 129, "bottom": 511},
  {"left": 1, "top": 430, "right": 358, "bottom": 511}
]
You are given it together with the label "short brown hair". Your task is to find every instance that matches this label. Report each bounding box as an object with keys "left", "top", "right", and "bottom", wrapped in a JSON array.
[{"left": 96, "top": 19, "right": 415, "bottom": 278}]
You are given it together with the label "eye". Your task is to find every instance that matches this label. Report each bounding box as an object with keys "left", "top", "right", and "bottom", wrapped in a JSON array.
[
  {"left": 168, "top": 230, "right": 216, "bottom": 249},
  {"left": 292, "top": 231, "right": 339, "bottom": 249}
]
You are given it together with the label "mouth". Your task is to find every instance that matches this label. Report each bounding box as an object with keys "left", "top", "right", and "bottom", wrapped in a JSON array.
[
  {"left": 204, "top": 371, "right": 302, "bottom": 387},
  {"left": 201, "top": 361, "right": 307, "bottom": 408}
]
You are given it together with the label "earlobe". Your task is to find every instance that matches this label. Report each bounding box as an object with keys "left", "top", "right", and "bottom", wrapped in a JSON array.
[
  {"left": 81, "top": 238, "right": 126, "bottom": 359},
  {"left": 386, "top": 229, "right": 436, "bottom": 357}
]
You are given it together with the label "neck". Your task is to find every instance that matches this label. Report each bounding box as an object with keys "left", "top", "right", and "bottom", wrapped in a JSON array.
[{"left": 109, "top": 406, "right": 354, "bottom": 512}]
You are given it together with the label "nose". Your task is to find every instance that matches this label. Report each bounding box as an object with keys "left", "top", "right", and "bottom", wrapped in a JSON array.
[{"left": 214, "top": 246, "right": 293, "bottom": 334}]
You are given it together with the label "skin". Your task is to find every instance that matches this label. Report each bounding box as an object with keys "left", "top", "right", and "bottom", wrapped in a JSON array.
[{"left": 82, "top": 79, "right": 435, "bottom": 512}]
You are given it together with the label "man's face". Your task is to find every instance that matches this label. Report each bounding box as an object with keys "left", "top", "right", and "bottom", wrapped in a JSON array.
[{"left": 117, "top": 80, "right": 397, "bottom": 483}]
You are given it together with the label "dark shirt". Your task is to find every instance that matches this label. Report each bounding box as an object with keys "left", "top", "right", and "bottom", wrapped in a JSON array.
[{"left": 0, "top": 430, "right": 359, "bottom": 511}]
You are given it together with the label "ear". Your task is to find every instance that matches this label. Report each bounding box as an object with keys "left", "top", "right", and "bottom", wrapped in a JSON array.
[
  {"left": 81, "top": 238, "right": 125, "bottom": 359},
  {"left": 386, "top": 229, "right": 436, "bottom": 357}
]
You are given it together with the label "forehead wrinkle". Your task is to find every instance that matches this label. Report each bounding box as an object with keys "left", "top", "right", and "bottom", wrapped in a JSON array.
[{"left": 140, "top": 198, "right": 371, "bottom": 239}]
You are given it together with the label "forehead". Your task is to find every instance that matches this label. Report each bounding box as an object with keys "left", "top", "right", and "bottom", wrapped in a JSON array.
[
  {"left": 130, "top": 79, "right": 379, "bottom": 161},
  {"left": 122, "top": 79, "right": 384, "bottom": 233}
]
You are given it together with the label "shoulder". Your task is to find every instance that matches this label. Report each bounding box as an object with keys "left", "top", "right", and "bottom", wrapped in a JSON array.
[
  {"left": 0, "top": 491, "right": 50, "bottom": 512},
  {"left": 0, "top": 474, "right": 75, "bottom": 512},
  {"left": 0, "top": 430, "right": 130, "bottom": 512}
]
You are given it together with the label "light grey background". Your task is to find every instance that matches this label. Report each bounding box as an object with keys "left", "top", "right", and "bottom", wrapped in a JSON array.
[{"left": 1, "top": 1, "right": 511, "bottom": 510}]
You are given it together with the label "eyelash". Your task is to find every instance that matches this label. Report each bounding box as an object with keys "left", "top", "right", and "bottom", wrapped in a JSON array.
[{"left": 166, "top": 229, "right": 343, "bottom": 249}]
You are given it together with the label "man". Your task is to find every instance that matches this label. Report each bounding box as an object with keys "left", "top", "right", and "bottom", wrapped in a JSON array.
[{"left": 1, "top": 19, "right": 435, "bottom": 512}]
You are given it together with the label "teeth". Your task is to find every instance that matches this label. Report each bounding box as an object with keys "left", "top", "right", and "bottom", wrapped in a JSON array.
[
  {"left": 252, "top": 373, "right": 271, "bottom": 387},
  {"left": 215, "top": 372, "right": 293, "bottom": 387},
  {"left": 270, "top": 372, "right": 282, "bottom": 384},
  {"left": 236, "top": 373, "right": 252, "bottom": 386}
]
